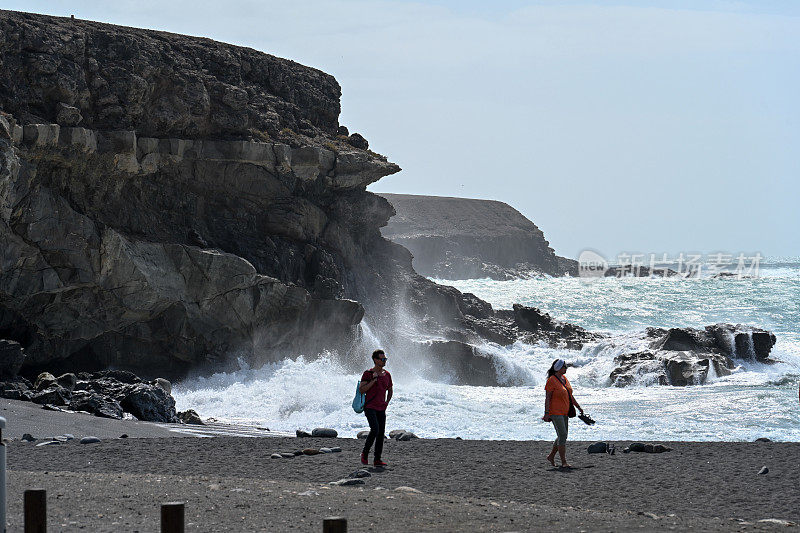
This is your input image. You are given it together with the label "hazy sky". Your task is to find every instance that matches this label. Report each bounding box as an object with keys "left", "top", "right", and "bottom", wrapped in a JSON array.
[{"left": 7, "top": 1, "right": 799, "bottom": 259}]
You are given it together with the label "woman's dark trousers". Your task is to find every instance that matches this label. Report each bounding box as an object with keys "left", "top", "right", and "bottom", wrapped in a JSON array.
[{"left": 363, "top": 408, "right": 386, "bottom": 461}]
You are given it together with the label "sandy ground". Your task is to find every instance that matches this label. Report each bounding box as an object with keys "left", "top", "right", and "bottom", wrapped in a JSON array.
[{"left": 2, "top": 400, "right": 799, "bottom": 531}]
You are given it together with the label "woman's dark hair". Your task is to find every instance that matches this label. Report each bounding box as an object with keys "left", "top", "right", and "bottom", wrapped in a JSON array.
[
  {"left": 372, "top": 349, "right": 385, "bottom": 360},
  {"left": 547, "top": 359, "right": 560, "bottom": 378}
]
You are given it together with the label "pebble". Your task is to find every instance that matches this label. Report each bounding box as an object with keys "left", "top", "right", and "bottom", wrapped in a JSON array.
[
  {"left": 758, "top": 466, "right": 769, "bottom": 475},
  {"left": 36, "top": 440, "right": 60, "bottom": 447},
  {"left": 302, "top": 448, "right": 320, "bottom": 455},
  {"left": 758, "top": 519, "right": 796, "bottom": 527},
  {"left": 119, "top": 434, "right": 129, "bottom": 439},
  {"left": 270, "top": 453, "right": 282, "bottom": 459},
  {"left": 357, "top": 430, "right": 369, "bottom": 439},
  {"left": 319, "top": 447, "right": 333, "bottom": 453},
  {"left": 280, "top": 453, "right": 295, "bottom": 459},
  {"left": 80, "top": 436, "right": 101, "bottom": 444},
  {"left": 394, "top": 486, "right": 422, "bottom": 494},
  {"left": 755, "top": 437, "right": 772, "bottom": 442},
  {"left": 21, "top": 433, "right": 36, "bottom": 442},
  {"left": 330, "top": 447, "right": 342, "bottom": 453},
  {"left": 396, "top": 432, "right": 418, "bottom": 441},
  {"left": 330, "top": 478, "right": 365, "bottom": 486},
  {"left": 348, "top": 469, "right": 371, "bottom": 479}
]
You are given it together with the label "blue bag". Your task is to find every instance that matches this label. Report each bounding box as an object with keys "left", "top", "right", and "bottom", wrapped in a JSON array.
[{"left": 352, "top": 381, "right": 366, "bottom": 413}]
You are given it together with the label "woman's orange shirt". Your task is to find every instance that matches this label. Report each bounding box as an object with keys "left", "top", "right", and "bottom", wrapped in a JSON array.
[{"left": 545, "top": 375, "right": 572, "bottom": 416}]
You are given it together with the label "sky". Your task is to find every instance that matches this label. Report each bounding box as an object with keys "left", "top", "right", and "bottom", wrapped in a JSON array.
[{"left": 6, "top": 1, "right": 799, "bottom": 260}]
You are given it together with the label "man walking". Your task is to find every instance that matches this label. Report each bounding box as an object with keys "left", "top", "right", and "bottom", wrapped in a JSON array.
[{"left": 360, "top": 349, "right": 392, "bottom": 466}]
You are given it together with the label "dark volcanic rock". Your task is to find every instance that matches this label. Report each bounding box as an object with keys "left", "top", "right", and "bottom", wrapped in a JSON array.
[
  {"left": 311, "top": 428, "right": 338, "bottom": 438},
  {"left": 379, "top": 193, "right": 575, "bottom": 279},
  {"left": 177, "top": 409, "right": 204, "bottom": 425},
  {"left": 68, "top": 391, "right": 124, "bottom": 419},
  {"left": 31, "top": 385, "right": 71, "bottom": 406},
  {"left": 120, "top": 383, "right": 178, "bottom": 423},
  {"left": 609, "top": 324, "right": 775, "bottom": 386}
]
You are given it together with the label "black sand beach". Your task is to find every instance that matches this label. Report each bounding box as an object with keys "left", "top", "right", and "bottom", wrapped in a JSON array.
[{"left": 3, "top": 402, "right": 799, "bottom": 532}]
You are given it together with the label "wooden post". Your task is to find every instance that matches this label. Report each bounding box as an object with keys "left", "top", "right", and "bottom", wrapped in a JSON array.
[
  {"left": 161, "top": 502, "right": 184, "bottom": 533},
  {"left": 23, "top": 489, "right": 46, "bottom": 533},
  {"left": 323, "top": 516, "right": 347, "bottom": 533}
]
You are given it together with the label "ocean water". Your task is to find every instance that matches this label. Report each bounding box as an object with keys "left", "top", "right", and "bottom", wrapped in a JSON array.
[{"left": 174, "top": 258, "right": 800, "bottom": 442}]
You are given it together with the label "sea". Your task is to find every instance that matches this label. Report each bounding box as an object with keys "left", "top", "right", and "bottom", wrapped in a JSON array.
[{"left": 173, "top": 257, "right": 800, "bottom": 442}]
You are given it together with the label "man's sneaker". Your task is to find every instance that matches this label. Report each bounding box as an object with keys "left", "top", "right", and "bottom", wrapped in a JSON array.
[
  {"left": 360, "top": 453, "right": 369, "bottom": 465},
  {"left": 374, "top": 460, "right": 388, "bottom": 467}
]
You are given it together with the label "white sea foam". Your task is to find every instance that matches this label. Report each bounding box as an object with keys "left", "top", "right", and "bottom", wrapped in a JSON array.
[{"left": 174, "top": 261, "right": 800, "bottom": 442}]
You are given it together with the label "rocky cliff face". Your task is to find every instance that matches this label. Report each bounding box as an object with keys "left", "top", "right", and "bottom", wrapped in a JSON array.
[
  {"left": 379, "top": 194, "right": 576, "bottom": 280},
  {"left": 0, "top": 10, "right": 403, "bottom": 378}
]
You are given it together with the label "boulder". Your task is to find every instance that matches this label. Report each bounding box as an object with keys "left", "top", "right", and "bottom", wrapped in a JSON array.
[
  {"left": 587, "top": 442, "right": 608, "bottom": 454},
  {"left": 153, "top": 378, "right": 172, "bottom": 396},
  {"left": 0, "top": 379, "right": 33, "bottom": 400},
  {"left": 311, "top": 428, "right": 338, "bottom": 438},
  {"left": 0, "top": 340, "right": 25, "bottom": 378},
  {"left": 56, "top": 373, "right": 77, "bottom": 391},
  {"left": 120, "top": 383, "right": 178, "bottom": 423},
  {"left": 34, "top": 372, "right": 58, "bottom": 391},
  {"left": 357, "top": 430, "right": 370, "bottom": 439},
  {"left": 177, "top": 409, "right": 204, "bottom": 425},
  {"left": 296, "top": 430, "right": 312, "bottom": 438},
  {"left": 68, "top": 392, "right": 124, "bottom": 419},
  {"left": 31, "top": 386, "right": 70, "bottom": 406}
]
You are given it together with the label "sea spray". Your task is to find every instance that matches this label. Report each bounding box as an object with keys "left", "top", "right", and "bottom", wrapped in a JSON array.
[{"left": 174, "top": 259, "right": 800, "bottom": 441}]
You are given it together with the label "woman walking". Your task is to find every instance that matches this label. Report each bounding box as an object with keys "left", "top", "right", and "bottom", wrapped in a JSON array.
[
  {"left": 360, "top": 349, "right": 392, "bottom": 467},
  {"left": 542, "top": 358, "right": 584, "bottom": 468}
]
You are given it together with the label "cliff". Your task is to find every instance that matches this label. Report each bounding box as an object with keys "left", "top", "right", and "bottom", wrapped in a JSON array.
[
  {"left": 0, "top": 10, "right": 400, "bottom": 377},
  {"left": 380, "top": 194, "right": 577, "bottom": 279}
]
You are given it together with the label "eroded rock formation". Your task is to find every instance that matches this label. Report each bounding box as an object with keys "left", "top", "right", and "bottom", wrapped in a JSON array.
[{"left": 609, "top": 325, "right": 777, "bottom": 386}]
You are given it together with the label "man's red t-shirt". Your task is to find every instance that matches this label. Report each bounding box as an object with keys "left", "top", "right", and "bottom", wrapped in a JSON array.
[{"left": 361, "top": 370, "right": 392, "bottom": 411}]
